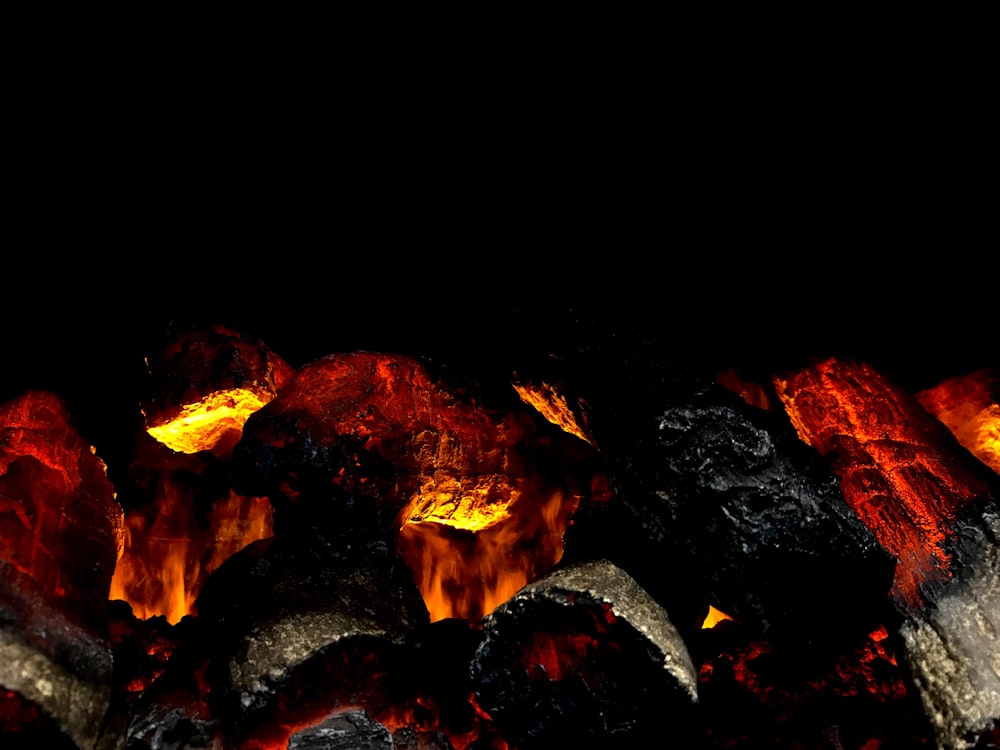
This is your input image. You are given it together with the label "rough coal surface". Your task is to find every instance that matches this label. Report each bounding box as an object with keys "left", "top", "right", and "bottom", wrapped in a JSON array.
[
  {"left": 0, "top": 563, "right": 114, "bottom": 750},
  {"left": 566, "top": 373, "right": 896, "bottom": 653},
  {"left": 287, "top": 709, "right": 393, "bottom": 750},
  {"left": 194, "top": 535, "right": 429, "bottom": 737},
  {"left": 471, "top": 558, "right": 700, "bottom": 750},
  {"left": 902, "top": 500, "right": 1000, "bottom": 750}
]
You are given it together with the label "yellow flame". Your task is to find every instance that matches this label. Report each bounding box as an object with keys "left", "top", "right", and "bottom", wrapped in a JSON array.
[{"left": 146, "top": 388, "right": 269, "bottom": 453}]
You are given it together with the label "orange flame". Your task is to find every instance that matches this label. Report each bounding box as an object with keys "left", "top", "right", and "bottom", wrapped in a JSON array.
[
  {"left": 701, "top": 604, "right": 735, "bottom": 629},
  {"left": 109, "top": 488, "right": 273, "bottom": 624},
  {"left": 398, "top": 479, "right": 579, "bottom": 624}
]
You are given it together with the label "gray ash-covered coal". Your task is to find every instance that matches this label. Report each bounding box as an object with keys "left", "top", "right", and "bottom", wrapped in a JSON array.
[
  {"left": 470, "top": 558, "right": 701, "bottom": 750},
  {"left": 0, "top": 564, "right": 115, "bottom": 750},
  {"left": 901, "top": 499, "right": 1000, "bottom": 750}
]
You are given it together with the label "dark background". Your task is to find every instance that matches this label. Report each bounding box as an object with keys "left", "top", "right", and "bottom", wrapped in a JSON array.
[{"left": 4, "top": 60, "right": 996, "bottom": 482}]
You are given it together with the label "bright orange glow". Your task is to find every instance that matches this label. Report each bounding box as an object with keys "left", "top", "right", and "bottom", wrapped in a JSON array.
[
  {"left": 145, "top": 387, "right": 271, "bottom": 454},
  {"left": 916, "top": 368, "right": 1000, "bottom": 475},
  {"left": 398, "top": 481, "right": 579, "bottom": 624},
  {"left": 109, "top": 487, "right": 273, "bottom": 624},
  {"left": 512, "top": 381, "right": 595, "bottom": 445},
  {"left": 701, "top": 605, "right": 735, "bottom": 629},
  {"left": 773, "top": 357, "right": 993, "bottom": 610}
]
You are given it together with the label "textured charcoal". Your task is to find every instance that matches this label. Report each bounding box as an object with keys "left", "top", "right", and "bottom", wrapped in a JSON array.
[
  {"left": 566, "top": 378, "right": 896, "bottom": 651},
  {"left": 194, "top": 535, "right": 429, "bottom": 741},
  {"left": 229, "top": 351, "right": 581, "bottom": 548},
  {"left": 0, "top": 564, "right": 114, "bottom": 750},
  {"left": 900, "top": 500, "right": 1000, "bottom": 750},
  {"left": 286, "top": 709, "right": 393, "bottom": 750},
  {"left": 470, "top": 558, "right": 700, "bottom": 749},
  {"left": 774, "top": 357, "right": 1000, "bottom": 750},
  {"left": 124, "top": 699, "right": 220, "bottom": 750},
  {"left": 390, "top": 727, "right": 456, "bottom": 749}
]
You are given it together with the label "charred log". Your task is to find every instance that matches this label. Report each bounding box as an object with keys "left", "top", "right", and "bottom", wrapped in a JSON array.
[
  {"left": 470, "top": 558, "right": 700, "bottom": 749},
  {"left": 774, "top": 357, "right": 1000, "bottom": 750},
  {"left": 287, "top": 709, "right": 393, "bottom": 750}
]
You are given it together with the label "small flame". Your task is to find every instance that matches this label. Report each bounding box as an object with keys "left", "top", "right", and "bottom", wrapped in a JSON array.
[
  {"left": 145, "top": 387, "right": 270, "bottom": 454},
  {"left": 109, "top": 488, "right": 273, "bottom": 624},
  {"left": 701, "top": 604, "right": 735, "bottom": 629}
]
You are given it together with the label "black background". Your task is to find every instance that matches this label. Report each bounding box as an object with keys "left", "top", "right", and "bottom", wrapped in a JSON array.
[{"left": 4, "top": 62, "right": 996, "bottom": 484}]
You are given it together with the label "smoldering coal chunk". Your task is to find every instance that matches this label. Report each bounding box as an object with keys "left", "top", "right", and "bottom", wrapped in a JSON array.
[
  {"left": 125, "top": 695, "right": 220, "bottom": 750},
  {"left": 229, "top": 351, "right": 569, "bottom": 548},
  {"left": 470, "top": 558, "right": 700, "bottom": 750},
  {"left": 567, "top": 380, "right": 896, "bottom": 651},
  {"left": 287, "top": 709, "right": 393, "bottom": 750}
]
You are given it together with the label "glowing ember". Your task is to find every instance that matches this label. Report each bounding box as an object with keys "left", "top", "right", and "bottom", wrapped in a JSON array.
[
  {"left": 773, "top": 357, "right": 993, "bottom": 610},
  {"left": 140, "top": 322, "right": 295, "bottom": 458},
  {"left": 145, "top": 387, "right": 270, "bottom": 454},
  {"left": 512, "top": 381, "right": 595, "bottom": 446},
  {"left": 233, "top": 351, "right": 590, "bottom": 627},
  {"left": 916, "top": 368, "right": 1000, "bottom": 475}
]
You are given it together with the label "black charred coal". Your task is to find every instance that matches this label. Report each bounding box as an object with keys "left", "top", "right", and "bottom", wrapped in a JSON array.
[
  {"left": 287, "top": 709, "right": 393, "bottom": 750},
  {"left": 123, "top": 695, "right": 219, "bottom": 750},
  {"left": 0, "top": 563, "right": 114, "bottom": 750},
  {"left": 470, "top": 558, "right": 701, "bottom": 750},
  {"left": 538, "top": 329, "right": 896, "bottom": 652},
  {"left": 102, "top": 601, "right": 220, "bottom": 750},
  {"left": 193, "top": 534, "right": 429, "bottom": 742}
]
